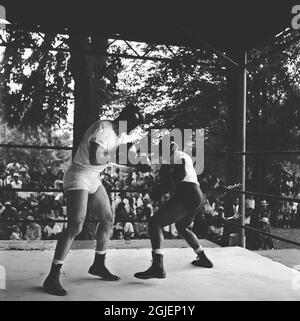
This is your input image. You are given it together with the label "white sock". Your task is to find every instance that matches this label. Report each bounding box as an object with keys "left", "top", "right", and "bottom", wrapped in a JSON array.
[
  {"left": 95, "top": 250, "right": 107, "bottom": 255},
  {"left": 194, "top": 246, "right": 203, "bottom": 255},
  {"left": 53, "top": 259, "right": 64, "bottom": 265},
  {"left": 153, "top": 249, "right": 164, "bottom": 255}
]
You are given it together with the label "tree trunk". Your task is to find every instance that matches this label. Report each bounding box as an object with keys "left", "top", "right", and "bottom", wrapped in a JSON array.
[
  {"left": 69, "top": 33, "right": 108, "bottom": 239},
  {"left": 69, "top": 34, "right": 108, "bottom": 154}
]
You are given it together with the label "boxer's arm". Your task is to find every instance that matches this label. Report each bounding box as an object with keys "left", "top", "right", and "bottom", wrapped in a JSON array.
[
  {"left": 116, "top": 143, "right": 151, "bottom": 172},
  {"left": 172, "top": 158, "right": 186, "bottom": 184},
  {"left": 150, "top": 183, "right": 169, "bottom": 201}
]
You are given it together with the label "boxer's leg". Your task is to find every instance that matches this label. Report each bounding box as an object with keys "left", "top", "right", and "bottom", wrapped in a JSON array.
[
  {"left": 43, "top": 189, "right": 89, "bottom": 296},
  {"left": 176, "top": 215, "right": 213, "bottom": 268},
  {"left": 88, "top": 183, "right": 120, "bottom": 281},
  {"left": 134, "top": 199, "right": 188, "bottom": 279}
]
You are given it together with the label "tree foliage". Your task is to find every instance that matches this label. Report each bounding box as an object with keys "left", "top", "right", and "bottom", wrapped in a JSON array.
[
  {"left": 0, "top": 29, "right": 72, "bottom": 129},
  {"left": 0, "top": 29, "right": 299, "bottom": 186}
]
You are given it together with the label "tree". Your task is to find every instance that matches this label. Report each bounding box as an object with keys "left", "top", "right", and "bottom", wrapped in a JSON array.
[
  {"left": 0, "top": 29, "right": 123, "bottom": 130},
  {"left": 105, "top": 35, "right": 300, "bottom": 190},
  {"left": 0, "top": 29, "right": 72, "bottom": 129},
  {"left": 109, "top": 44, "right": 230, "bottom": 179},
  {"left": 246, "top": 31, "right": 300, "bottom": 192}
]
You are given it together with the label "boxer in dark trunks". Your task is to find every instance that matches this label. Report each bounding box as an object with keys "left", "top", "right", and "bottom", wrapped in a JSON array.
[{"left": 134, "top": 141, "right": 213, "bottom": 279}]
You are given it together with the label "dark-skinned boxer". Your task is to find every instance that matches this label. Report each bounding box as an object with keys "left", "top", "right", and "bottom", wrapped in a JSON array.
[{"left": 134, "top": 141, "right": 213, "bottom": 279}]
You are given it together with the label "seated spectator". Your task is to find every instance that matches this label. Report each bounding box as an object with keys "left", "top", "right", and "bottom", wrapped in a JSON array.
[
  {"left": 19, "top": 161, "right": 29, "bottom": 172},
  {"left": 18, "top": 206, "right": 33, "bottom": 220},
  {"left": 6, "top": 159, "right": 20, "bottom": 173},
  {"left": 3, "top": 202, "right": 18, "bottom": 221},
  {"left": 128, "top": 197, "right": 136, "bottom": 218},
  {"left": 5, "top": 169, "right": 15, "bottom": 186},
  {"left": 134, "top": 207, "right": 149, "bottom": 239},
  {"left": 19, "top": 167, "right": 31, "bottom": 187},
  {"left": 143, "top": 198, "right": 153, "bottom": 217},
  {"left": 123, "top": 221, "right": 135, "bottom": 240},
  {"left": 113, "top": 222, "right": 124, "bottom": 239},
  {"left": 41, "top": 166, "right": 56, "bottom": 189},
  {"left": 102, "top": 174, "right": 113, "bottom": 191},
  {"left": 54, "top": 171, "right": 64, "bottom": 190},
  {"left": 54, "top": 191, "right": 64, "bottom": 205},
  {"left": 246, "top": 195, "right": 255, "bottom": 210},
  {"left": 230, "top": 197, "right": 240, "bottom": 218},
  {"left": 0, "top": 202, "right": 5, "bottom": 216},
  {"left": 125, "top": 172, "right": 133, "bottom": 188},
  {"left": 9, "top": 225, "right": 22, "bottom": 240},
  {"left": 115, "top": 193, "right": 130, "bottom": 221},
  {"left": 28, "top": 170, "right": 43, "bottom": 189},
  {"left": 113, "top": 220, "right": 135, "bottom": 240},
  {"left": 141, "top": 201, "right": 152, "bottom": 220},
  {"left": 43, "top": 216, "right": 61, "bottom": 240},
  {"left": 131, "top": 177, "right": 138, "bottom": 188},
  {"left": 162, "top": 223, "right": 178, "bottom": 239},
  {"left": 0, "top": 167, "right": 7, "bottom": 187},
  {"left": 136, "top": 194, "right": 144, "bottom": 207},
  {"left": 24, "top": 216, "right": 42, "bottom": 240},
  {"left": 208, "top": 206, "right": 225, "bottom": 244},
  {"left": 204, "top": 198, "right": 217, "bottom": 217},
  {"left": 244, "top": 207, "right": 253, "bottom": 225},
  {"left": 141, "top": 191, "right": 150, "bottom": 201},
  {"left": 54, "top": 208, "right": 67, "bottom": 233},
  {"left": 28, "top": 194, "right": 39, "bottom": 208},
  {"left": 0, "top": 161, "right": 6, "bottom": 173},
  {"left": 10, "top": 173, "right": 23, "bottom": 190}
]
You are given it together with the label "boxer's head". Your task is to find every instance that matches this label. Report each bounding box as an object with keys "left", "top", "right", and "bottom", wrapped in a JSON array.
[{"left": 117, "top": 103, "right": 145, "bottom": 132}]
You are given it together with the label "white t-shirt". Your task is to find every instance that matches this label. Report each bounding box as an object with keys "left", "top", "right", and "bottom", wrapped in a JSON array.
[
  {"left": 73, "top": 120, "right": 144, "bottom": 173},
  {"left": 173, "top": 150, "right": 199, "bottom": 185},
  {"left": 73, "top": 120, "right": 118, "bottom": 173}
]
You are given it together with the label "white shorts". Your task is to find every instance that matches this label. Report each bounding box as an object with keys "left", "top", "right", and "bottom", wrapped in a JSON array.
[{"left": 63, "top": 163, "right": 103, "bottom": 194}]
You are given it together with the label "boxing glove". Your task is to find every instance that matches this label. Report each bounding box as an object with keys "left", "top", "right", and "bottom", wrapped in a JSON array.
[{"left": 150, "top": 184, "right": 167, "bottom": 201}]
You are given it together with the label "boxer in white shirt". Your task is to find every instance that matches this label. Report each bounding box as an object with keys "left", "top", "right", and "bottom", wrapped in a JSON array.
[
  {"left": 134, "top": 141, "right": 213, "bottom": 280},
  {"left": 43, "top": 104, "right": 150, "bottom": 296}
]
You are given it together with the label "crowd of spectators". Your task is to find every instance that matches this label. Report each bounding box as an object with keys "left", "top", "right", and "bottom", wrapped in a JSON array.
[
  {"left": 0, "top": 159, "right": 300, "bottom": 251},
  {"left": 0, "top": 160, "right": 175, "bottom": 241},
  {"left": 196, "top": 170, "right": 300, "bottom": 250},
  {"left": 0, "top": 160, "right": 66, "bottom": 241}
]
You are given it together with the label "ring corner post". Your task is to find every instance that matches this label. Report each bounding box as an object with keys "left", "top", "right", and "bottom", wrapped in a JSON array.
[{"left": 240, "top": 50, "right": 247, "bottom": 248}]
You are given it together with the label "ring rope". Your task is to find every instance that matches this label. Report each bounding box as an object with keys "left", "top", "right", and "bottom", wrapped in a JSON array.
[
  {"left": 1, "top": 143, "right": 299, "bottom": 155},
  {"left": 0, "top": 143, "right": 73, "bottom": 150},
  {"left": 206, "top": 150, "right": 300, "bottom": 155},
  {"left": 223, "top": 187, "right": 300, "bottom": 203},
  {"left": 1, "top": 185, "right": 299, "bottom": 203},
  {"left": 2, "top": 217, "right": 300, "bottom": 248},
  {"left": 223, "top": 218, "right": 300, "bottom": 247}
]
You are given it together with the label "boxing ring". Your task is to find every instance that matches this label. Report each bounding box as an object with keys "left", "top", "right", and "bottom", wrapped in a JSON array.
[
  {"left": 1, "top": 242, "right": 300, "bottom": 301},
  {"left": 1, "top": 149, "right": 300, "bottom": 301},
  {"left": 1, "top": 3, "right": 300, "bottom": 301}
]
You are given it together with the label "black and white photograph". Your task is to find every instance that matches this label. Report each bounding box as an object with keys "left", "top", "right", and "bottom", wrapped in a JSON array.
[{"left": 0, "top": 0, "right": 300, "bottom": 309}]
